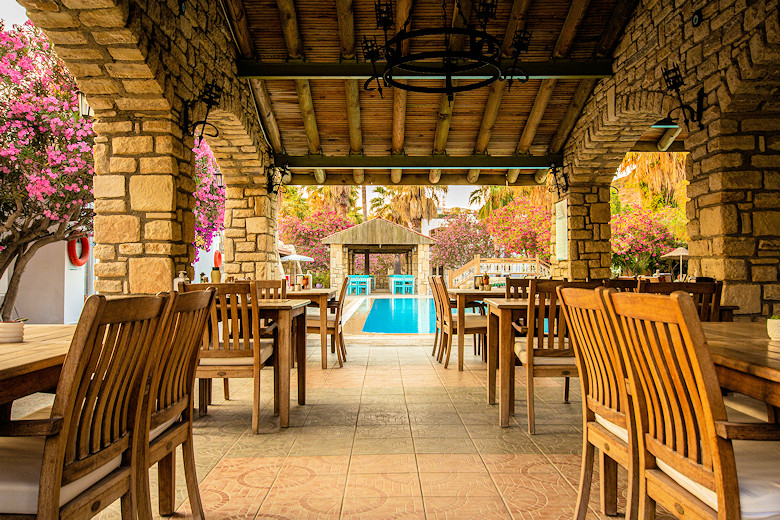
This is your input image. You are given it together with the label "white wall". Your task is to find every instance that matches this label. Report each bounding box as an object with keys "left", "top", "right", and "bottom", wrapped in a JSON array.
[{"left": 9, "top": 241, "right": 92, "bottom": 324}]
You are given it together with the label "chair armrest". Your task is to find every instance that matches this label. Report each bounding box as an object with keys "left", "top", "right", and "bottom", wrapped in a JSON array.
[
  {"left": 0, "top": 417, "right": 63, "bottom": 437},
  {"left": 715, "top": 421, "right": 780, "bottom": 440},
  {"left": 259, "top": 322, "right": 278, "bottom": 336}
]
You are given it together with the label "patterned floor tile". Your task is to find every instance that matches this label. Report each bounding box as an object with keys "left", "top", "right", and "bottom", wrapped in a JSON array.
[
  {"left": 419, "top": 472, "right": 501, "bottom": 497},
  {"left": 265, "top": 473, "right": 348, "bottom": 500},
  {"left": 255, "top": 497, "right": 342, "bottom": 519},
  {"left": 349, "top": 454, "right": 418, "bottom": 474},
  {"left": 341, "top": 497, "right": 426, "bottom": 519},
  {"left": 415, "top": 453, "right": 487, "bottom": 473},
  {"left": 423, "top": 496, "right": 512, "bottom": 520},
  {"left": 345, "top": 472, "right": 422, "bottom": 497}
]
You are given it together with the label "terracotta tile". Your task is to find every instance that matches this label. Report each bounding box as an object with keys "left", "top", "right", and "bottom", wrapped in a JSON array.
[
  {"left": 349, "top": 454, "right": 418, "bottom": 473},
  {"left": 279, "top": 455, "right": 351, "bottom": 476},
  {"left": 482, "top": 454, "right": 558, "bottom": 474},
  {"left": 423, "top": 496, "right": 512, "bottom": 520},
  {"left": 341, "top": 497, "right": 425, "bottom": 519},
  {"left": 255, "top": 497, "right": 342, "bottom": 519},
  {"left": 416, "top": 453, "right": 487, "bottom": 473},
  {"left": 266, "top": 473, "right": 347, "bottom": 500},
  {"left": 345, "top": 472, "right": 422, "bottom": 497},
  {"left": 419, "top": 472, "right": 500, "bottom": 497}
]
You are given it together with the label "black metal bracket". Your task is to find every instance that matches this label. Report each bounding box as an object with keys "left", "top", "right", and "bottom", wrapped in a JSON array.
[{"left": 183, "top": 82, "right": 223, "bottom": 141}]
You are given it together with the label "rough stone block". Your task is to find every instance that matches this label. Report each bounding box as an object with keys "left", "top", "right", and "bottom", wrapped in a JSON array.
[
  {"left": 122, "top": 79, "right": 163, "bottom": 94},
  {"left": 139, "top": 156, "right": 178, "bottom": 174},
  {"left": 26, "top": 11, "right": 78, "bottom": 29},
  {"left": 105, "top": 63, "right": 154, "bottom": 79},
  {"left": 79, "top": 7, "right": 127, "bottom": 27},
  {"left": 699, "top": 205, "right": 738, "bottom": 235},
  {"left": 94, "top": 279, "right": 123, "bottom": 294},
  {"left": 118, "top": 243, "right": 143, "bottom": 255},
  {"left": 130, "top": 175, "right": 175, "bottom": 212},
  {"left": 129, "top": 257, "right": 174, "bottom": 294},
  {"left": 752, "top": 265, "right": 778, "bottom": 282},
  {"left": 115, "top": 97, "right": 170, "bottom": 111},
  {"left": 108, "top": 47, "right": 145, "bottom": 61},
  {"left": 245, "top": 217, "right": 267, "bottom": 235},
  {"left": 93, "top": 244, "right": 116, "bottom": 260},
  {"left": 93, "top": 174, "right": 125, "bottom": 199},
  {"left": 109, "top": 156, "right": 136, "bottom": 173},
  {"left": 754, "top": 211, "right": 780, "bottom": 236},
  {"left": 144, "top": 220, "right": 181, "bottom": 241},
  {"left": 113, "top": 136, "right": 153, "bottom": 155},
  {"left": 94, "top": 261, "right": 127, "bottom": 277},
  {"left": 94, "top": 199, "right": 126, "bottom": 213},
  {"left": 93, "top": 214, "right": 140, "bottom": 243},
  {"left": 722, "top": 283, "right": 762, "bottom": 314}
]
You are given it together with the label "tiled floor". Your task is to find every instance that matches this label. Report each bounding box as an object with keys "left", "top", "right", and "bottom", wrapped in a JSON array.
[{"left": 14, "top": 335, "right": 644, "bottom": 520}]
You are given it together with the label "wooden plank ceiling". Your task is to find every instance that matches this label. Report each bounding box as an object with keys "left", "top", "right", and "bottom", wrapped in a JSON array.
[{"left": 222, "top": 0, "right": 643, "bottom": 185}]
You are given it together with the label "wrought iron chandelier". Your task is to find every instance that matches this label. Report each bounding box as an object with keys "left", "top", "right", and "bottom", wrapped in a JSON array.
[{"left": 362, "top": 0, "right": 531, "bottom": 101}]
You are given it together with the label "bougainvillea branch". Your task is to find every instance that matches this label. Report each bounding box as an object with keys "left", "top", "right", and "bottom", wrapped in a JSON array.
[
  {"left": 0, "top": 22, "right": 94, "bottom": 320},
  {"left": 192, "top": 138, "right": 225, "bottom": 260},
  {"left": 485, "top": 197, "right": 551, "bottom": 259},
  {"left": 430, "top": 212, "right": 495, "bottom": 269}
]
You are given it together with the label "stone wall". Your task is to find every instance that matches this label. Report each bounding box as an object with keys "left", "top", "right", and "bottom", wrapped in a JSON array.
[
  {"left": 554, "top": 0, "right": 780, "bottom": 317},
  {"left": 21, "top": 0, "right": 276, "bottom": 293}
]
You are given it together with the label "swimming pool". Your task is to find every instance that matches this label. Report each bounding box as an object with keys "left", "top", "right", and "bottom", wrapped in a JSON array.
[{"left": 361, "top": 298, "right": 436, "bottom": 333}]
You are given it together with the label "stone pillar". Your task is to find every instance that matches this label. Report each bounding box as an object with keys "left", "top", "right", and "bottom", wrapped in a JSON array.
[
  {"left": 329, "top": 244, "right": 346, "bottom": 289},
  {"left": 550, "top": 182, "right": 612, "bottom": 281},
  {"left": 686, "top": 115, "right": 780, "bottom": 317},
  {"left": 222, "top": 185, "right": 278, "bottom": 280},
  {"left": 92, "top": 117, "right": 194, "bottom": 294},
  {"left": 416, "top": 244, "right": 431, "bottom": 294}
]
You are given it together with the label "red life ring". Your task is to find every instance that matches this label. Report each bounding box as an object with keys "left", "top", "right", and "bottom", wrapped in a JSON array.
[
  {"left": 68, "top": 237, "right": 90, "bottom": 267},
  {"left": 213, "top": 250, "right": 223, "bottom": 268}
]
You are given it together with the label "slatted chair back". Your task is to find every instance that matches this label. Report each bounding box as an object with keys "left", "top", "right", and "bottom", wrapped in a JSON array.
[
  {"left": 43, "top": 294, "right": 167, "bottom": 513},
  {"left": 429, "top": 276, "right": 443, "bottom": 324},
  {"left": 505, "top": 277, "right": 531, "bottom": 299},
  {"left": 604, "top": 278, "right": 640, "bottom": 292},
  {"left": 526, "top": 280, "right": 603, "bottom": 355},
  {"left": 147, "top": 288, "right": 215, "bottom": 433},
  {"left": 637, "top": 281, "right": 722, "bottom": 321},
  {"left": 603, "top": 290, "right": 740, "bottom": 519},
  {"left": 433, "top": 277, "right": 453, "bottom": 328},
  {"left": 255, "top": 279, "right": 287, "bottom": 300},
  {"left": 180, "top": 282, "right": 259, "bottom": 361},
  {"left": 558, "top": 286, "right": 630, "bottom": 427},
  {"left": 333, "top": 276, "right": 351, "bottom": 322}
]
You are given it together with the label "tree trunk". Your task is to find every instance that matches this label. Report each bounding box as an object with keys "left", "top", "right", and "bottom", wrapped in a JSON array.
[
  {"left": 0, "top": 239, "right": 54, "bottom": 321},
  {"left": 361, "top": 186, "right": 368, "bottom": 221},
  {"left": 412, "top": 218, "right": 422, "bottom": 234}
]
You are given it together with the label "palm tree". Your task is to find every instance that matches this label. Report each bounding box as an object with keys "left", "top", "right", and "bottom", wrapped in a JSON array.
[
  {"left": 618, "top": 152, "right": 688, "bottom": 209},
  {"left": 469, "top": 186, "right": 549, "bottom": 218},
  {"left": 370, "top": 186, "right": 448, "bottom": 232},
  {"left": 361, "top": 186, "right": 368, "bottom": 221},
  {"left": 306, "top": 186, "right": 356, "bottom": 217}
]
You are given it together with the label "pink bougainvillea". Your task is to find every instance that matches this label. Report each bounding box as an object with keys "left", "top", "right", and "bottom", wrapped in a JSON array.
[
  {"left": 0, "top": 21, "right": 95, "bottom": 320},
  {"left": 278, "top": 210, "right": 355, "bottom": 272},
  {"left": 430, "top": 212, "right": 495, "bottom": 268},
  {"left": 610, "top": 205, "right": 681, "bottom": 275},
  {"left": 192, "top": 138, "right": 225, "bottom": 259},
  {"left": 485, "top": 198, "right": 551, "bottom": 259}
]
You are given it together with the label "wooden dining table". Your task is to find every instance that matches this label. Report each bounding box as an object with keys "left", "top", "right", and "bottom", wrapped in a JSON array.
[
  {"left": 0, "top": 324, "right": 75, "bottom": 421},
  {"left": 701, "top": 322, "right": 780, "bottom": 411},
  {"left": 289, "top": 287, "right": 337, "bottom": 369},
  {"left": 448, "top": 287, "right": 505, "bottom": 371}
]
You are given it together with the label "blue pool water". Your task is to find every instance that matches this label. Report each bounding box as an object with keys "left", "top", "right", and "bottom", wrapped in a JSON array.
[{"left": 362, "top": 298, "right": 436, "bottom": 333}]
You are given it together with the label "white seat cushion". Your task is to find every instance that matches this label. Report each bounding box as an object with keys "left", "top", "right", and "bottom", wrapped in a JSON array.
[
  {"left": 199, "top": 339, "right": 273, "bottom": 366},
  {"left": 594, "top": 413, "right": 629, "bottom": 443},
  {"left": 724, "top": 394, "right": 770, "bottom": 423},
  {"left": 657, "top": 440, "right": 780, "bottom": 519},
  {"left": 0, "top": 410, "right": 121, "bottom": 514},
  {"left": 513, "top": 341, "right": 576, "bottom": 365},
  {"left": 149, "top": 415, "right": 180, "bottom": 442}
]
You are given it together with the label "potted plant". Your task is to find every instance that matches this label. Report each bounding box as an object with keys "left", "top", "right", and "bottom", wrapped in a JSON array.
[
  {"left": 768, "top": 315, "right": 780, "bottom": 341},
  {"left": 0, "top": 318, "right": 27, "bottom": 343}
]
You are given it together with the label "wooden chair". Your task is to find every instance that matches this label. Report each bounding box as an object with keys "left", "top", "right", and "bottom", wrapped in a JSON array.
[
  {"left": 219, "top": 279, "right": 287, "bottom": 401},
  {"left": 505, "top": 277, "right": 531, "bottom": 299},
  {"left": 180, "top": 282, "right": 273, "bottom": 434},
  {"left": 603, "top": 290, "right": 780, "bottom": 520},
  {"left": 558, "top": 286, "right": 639, "bottom": 520},
  {"left": 137, "top": 288, "right": 215, "bottom": 520},
  {"left": 429, "top": 275, "right": 444, "bottom": 358},
  {"left": 604, "top": 278, "right": 640, "bottom": 292},
  {"left": 433, "top": 276, "right": 487, "bottom": 369},
  {"left": 519, "top": 279, "right": 603, "bottom": 434},
  {"left": 637, "top": 280, "right": 722, "bottom": 321},
  {"left": 0, "top": 294, "right": 167, "bottom": 518},
  {"left": 306, "top": 277, "right": 349, "bottom": 367}
]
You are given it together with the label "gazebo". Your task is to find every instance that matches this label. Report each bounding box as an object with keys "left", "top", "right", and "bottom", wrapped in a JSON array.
[{"left": 322, "top": 218, "right": 434, "bottom": 294}]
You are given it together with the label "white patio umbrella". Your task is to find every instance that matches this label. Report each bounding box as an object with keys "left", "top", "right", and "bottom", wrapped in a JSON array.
[
  {"left": 661, "top": 246, "right": 689, "bottom": 279},
  {"left": 280, "top": 254, "right": 314, "bottom": 278}
]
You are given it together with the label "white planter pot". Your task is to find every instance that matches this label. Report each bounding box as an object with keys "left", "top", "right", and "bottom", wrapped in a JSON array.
[
  {"left": 768, "top": 319, "right": 780, "bottom": 341},
  {"left": 0, "top": 322, "right": 24, "bottom": 343}
]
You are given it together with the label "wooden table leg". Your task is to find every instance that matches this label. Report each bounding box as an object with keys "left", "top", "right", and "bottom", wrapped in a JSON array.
[
  {"left": 297, "top": 309, "right": 306, "bottom": 405},
  {"left": 498, "top": 308, "right": 514, "bottom": 427},
  {"left": 487, "top": 310, "right": 499, "bottom": 405},
  {"left": 319, "top": 296, "right": 328, "bottom": 369},
  {"left": 0, "top": 402, "right": 11, "bottom": 423},
  {"left": 278, "top": 309, "right": 291, "bottom": 428},
  {"left": 457, "top": 294, "right": 466, "bottom": 371}
]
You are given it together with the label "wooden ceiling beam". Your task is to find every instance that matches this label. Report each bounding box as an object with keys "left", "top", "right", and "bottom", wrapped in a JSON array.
[
  {"left": 275, "top": 153, "right": 559, "bottom": 169},
  {"left": 432, "top": 0, "right": 472, "bottom": 155},
  {"left": 249, "top": 79, "right": 283, "bottom": 153},
  {"left": 336, "top": 0, "right": 363, "bottom": 159},
  {"left": 471, "top": 0, "right": 534, "bottom": 184},
  {"left": 548, "top": 0, "right": 639, "bottom": 155},
  {"left": 276, "top": 0, "right": 303, "bottom": 59},
  {"left": 236, "top": 60, "right": 614, "bottom": 80},
  {"left": 290, "top": 172, "right": 539, "bottom": 186},
  {"left": 335, "top": 0, "right": 355, "bottom": 60},
  {"left": 631, "top": 141, "right": 685, "bottom": 152},
  {"left": 515, "top": 0, "right": 591, "bottom": 156},
  {"left": 392, "top": 0, "right": 413, "bottom": 156}
]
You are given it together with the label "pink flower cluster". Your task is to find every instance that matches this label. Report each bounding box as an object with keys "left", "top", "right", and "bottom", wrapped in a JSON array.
[
  {"left": 0, "top": 21, "right": 94, "bottom": 232},
  {"left": 610, "top": 205, "right": 681, "bottom": 274},
  {"left": 430, "top": 212, "right": 495, "bottom": 268},
  {"left": 192, "top": 138, "right": 226, "bottom": 260},
  {"left": 279, "top": 210, "right": 355, "bottom": 272},
  {"left": 485, "top": 198, "right": 552, "bottom": 258}
]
